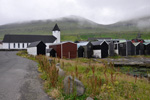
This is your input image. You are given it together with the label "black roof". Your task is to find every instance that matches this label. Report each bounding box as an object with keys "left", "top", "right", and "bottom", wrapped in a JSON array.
[
  {"left": 3, "top": 34, "right": 56, "bottom": 43},
  {"left": 91, "top": 41, "right": 103, "bottom": 46},
  {"left": 28, "top": 41, "right": 46, "bottom": 47},
  {"left": 52, "top": 24, "right": 60, "bottom": 31},
  {"left": 88, "top": 37, "right": 111, "bottom": 41}
]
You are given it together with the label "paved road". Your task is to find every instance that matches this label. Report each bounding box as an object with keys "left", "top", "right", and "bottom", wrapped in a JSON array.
[{"left": 0, "top": 51, "right": 50, "bottom": 100}]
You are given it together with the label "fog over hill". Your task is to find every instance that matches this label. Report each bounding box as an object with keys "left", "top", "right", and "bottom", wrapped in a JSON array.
[
  {"left": 0, "top": 15, "right": 107, "bottom": 37},
  {"left": 108, "top": 16, "right": 150, "bottom": 31},
  {"left": 0, "top": 15, "right": 101, "bottom": 29},
  {"left": 0, "top": 15, "right": 150, "bottom": 40}
]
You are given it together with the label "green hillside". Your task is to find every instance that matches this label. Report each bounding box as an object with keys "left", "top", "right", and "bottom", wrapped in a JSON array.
[{"left": 0, "top": 15, "right": 150, "bottom": 41}]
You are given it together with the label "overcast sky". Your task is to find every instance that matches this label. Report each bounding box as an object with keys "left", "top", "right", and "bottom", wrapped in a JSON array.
[{"left": 0, "top": 0, "right": 150, "bottom": 25}]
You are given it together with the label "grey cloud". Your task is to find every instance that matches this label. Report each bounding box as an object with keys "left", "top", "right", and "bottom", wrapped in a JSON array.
[{"left": 0, "top": 0, "right": 150, "bottom": 25}]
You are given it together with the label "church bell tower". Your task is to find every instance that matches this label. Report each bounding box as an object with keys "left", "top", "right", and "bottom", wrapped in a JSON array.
[{"left": 52, "top": 24, "right": 60, "bottom": 43}]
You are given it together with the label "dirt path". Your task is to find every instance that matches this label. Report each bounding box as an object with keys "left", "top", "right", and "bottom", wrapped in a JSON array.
[{"left": 0, "top": 51, "right": 50, "bottom": 100}]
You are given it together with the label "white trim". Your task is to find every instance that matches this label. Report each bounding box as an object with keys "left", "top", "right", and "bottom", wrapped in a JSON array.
[
  {"left": 100, "top": 40, "right": 108, "bottom": 45},
  {"left": 133, "top": 42, "right": 140, "bottom": 46}
]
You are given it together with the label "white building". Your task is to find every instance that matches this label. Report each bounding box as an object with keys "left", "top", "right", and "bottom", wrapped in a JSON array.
[
  {"left": 2, "top": 24, "right": 61, "bottom": 49},
  {"left": 27, "top": 41, "right": 46, "bottom": 56}
]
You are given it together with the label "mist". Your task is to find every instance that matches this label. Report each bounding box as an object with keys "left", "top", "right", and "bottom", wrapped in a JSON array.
[
  {"left": 0, "top": 0, "right": 150, "bottom": 25},
  {"left": 137, "top": 19, "right": 150, "bottom": 29}
]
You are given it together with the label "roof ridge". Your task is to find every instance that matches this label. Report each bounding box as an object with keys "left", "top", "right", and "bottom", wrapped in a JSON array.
[{"left": 28, "top": 41, "right": 46, "bottom": 47}]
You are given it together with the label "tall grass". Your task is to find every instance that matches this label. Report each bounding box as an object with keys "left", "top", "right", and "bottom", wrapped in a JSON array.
[
  {"left": 60, "top": 58, "right": 150, "bottom": 100},
  {"left": 17, "top": 51, "right": 150, "bottom": 100},
  {"left": 36, "top": 55, "right": 59, "bottom": 88}
]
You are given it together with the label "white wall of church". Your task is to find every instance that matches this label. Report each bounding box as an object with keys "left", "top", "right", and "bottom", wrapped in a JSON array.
[
  {"left": 15, "top": 43, "right": 18, "bottom": 48},
  {"left": 20, "top": 43, "right": 23, "bottom": 49},
  {"left": 3, "top": 43, "right": 9, "bottom": 49},
  {"left": 2, "top": 42, "right": 29, "bottom": 49},
  {"left": 0, "top": 44, "right": 3, "bottom": 49},
  {"left": 24, "top": 43, "right": 27, "bottom": 48},
  {"left": 2, "top": 38, "right": 56, "bottom": 50},
  {"left": 10, "top": 43, "right": 13, "bottom": 49}
]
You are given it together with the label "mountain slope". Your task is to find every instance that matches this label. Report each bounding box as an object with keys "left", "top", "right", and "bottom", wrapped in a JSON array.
[
  {"left": 107, "top": 16, "right": 150, "bottom": 32},
  {"left": 0, "top": 16, "right": 108, "bottom": 38},
  {"left": 0, "top": 15, "right": 150, "bottom": 40}
]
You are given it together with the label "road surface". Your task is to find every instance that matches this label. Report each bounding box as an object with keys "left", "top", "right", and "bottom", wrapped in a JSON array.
[{"left": 0, "top": 51, "right": 50, "bottom": 100}]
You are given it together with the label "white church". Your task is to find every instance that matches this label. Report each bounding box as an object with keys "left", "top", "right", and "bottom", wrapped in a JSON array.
[{"left": 2, "top": 24, "right": 61, "bottom": 49}]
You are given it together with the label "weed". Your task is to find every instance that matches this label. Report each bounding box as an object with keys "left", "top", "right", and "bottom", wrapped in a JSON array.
[
  {"left": 17, "top": 51, "right": 150, "bottom": 100},
  {"left": 48, "top": 88, "right": 61, "bottom": 99}
]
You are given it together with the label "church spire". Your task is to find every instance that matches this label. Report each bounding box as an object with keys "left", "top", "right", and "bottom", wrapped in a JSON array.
[{"left": 52, "top": 24, "right": 60, "bottom": 31}]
